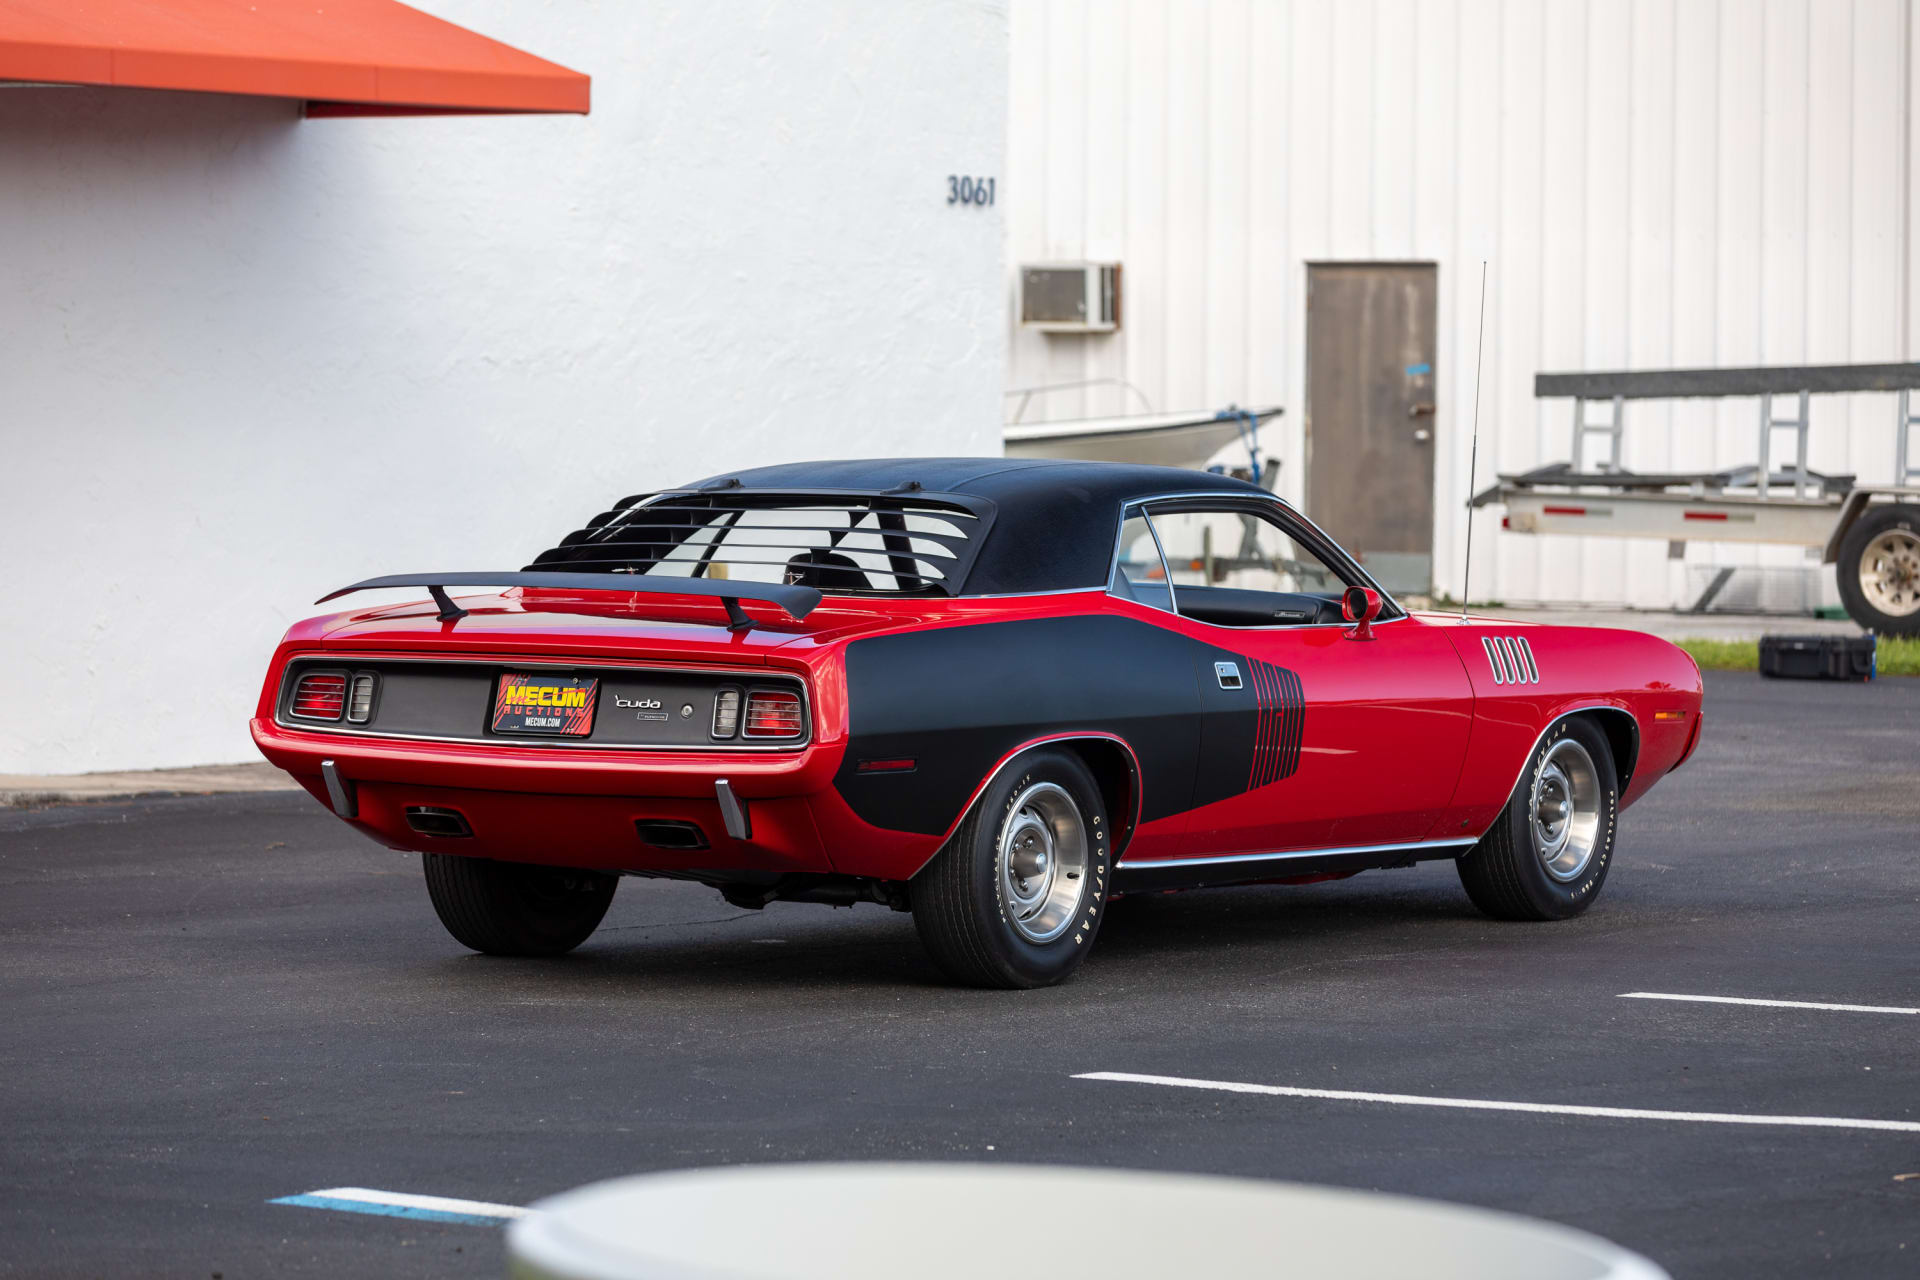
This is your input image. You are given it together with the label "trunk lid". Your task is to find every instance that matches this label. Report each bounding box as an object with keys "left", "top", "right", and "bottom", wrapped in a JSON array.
[
  {"left": 307, "top": 588, "right": 928, "bottom": 663},
  {"left": 313, "top": 590, "right": 814, "bottom": 664}
]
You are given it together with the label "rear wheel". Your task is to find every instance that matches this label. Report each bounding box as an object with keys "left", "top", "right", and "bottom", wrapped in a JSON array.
[
  {"left": 1457, "top": 716, "right": 1618, "bottom": 921},
  {"left": 422, "top": 854, "right": 617, "bottom": 956},
  {"left": 911, "top": 749, "right": 1109, "bottom": 988},
  {"left": 1836, "top": 503, "right": 1920, "bottom": 636}
]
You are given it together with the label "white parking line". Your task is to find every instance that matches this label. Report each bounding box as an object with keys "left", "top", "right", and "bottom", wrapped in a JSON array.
[
  {"left": 1074, "top": 1072, "right": 1920, "bottom": 1134},
  {"left": 271, "top": 1186, "right": 529, "bottom": 1225},
  {"left": 1619, "top": 991, "right": 1918, "bottom": 1016}
]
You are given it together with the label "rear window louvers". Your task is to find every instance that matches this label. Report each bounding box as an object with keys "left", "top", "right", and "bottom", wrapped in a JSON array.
[{"left": 524, "top": 490, "right": 992, "bottom": 597}]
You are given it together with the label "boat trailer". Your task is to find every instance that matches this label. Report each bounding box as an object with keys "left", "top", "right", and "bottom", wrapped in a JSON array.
[{"left": 1474, "top": 362, "right": 1920, "bottom": 633}]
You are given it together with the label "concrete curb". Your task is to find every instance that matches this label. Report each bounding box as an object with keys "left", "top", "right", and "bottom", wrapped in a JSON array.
[{"left": 0, "top": 762, "right": 299, "bottom": 808}]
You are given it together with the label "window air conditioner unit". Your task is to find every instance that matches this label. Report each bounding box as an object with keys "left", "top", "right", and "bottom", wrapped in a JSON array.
[{"left": 1020, "top": 262, "right": 1121, "bottom": 333}]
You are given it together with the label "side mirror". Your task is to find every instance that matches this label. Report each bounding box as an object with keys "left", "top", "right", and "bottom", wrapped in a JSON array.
[{"left": 1341, "top": 585, "right": 1382, "bottom": 641}]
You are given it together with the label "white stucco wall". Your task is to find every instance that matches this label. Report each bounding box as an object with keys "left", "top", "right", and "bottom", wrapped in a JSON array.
[{"left": 0, "top": 1, "right": 1009, "bottom": 775}]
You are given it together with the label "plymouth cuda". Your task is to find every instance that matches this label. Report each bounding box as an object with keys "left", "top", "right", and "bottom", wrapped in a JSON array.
[{"left": 253, "top": 459, "right": 1703, "bottom": 987}]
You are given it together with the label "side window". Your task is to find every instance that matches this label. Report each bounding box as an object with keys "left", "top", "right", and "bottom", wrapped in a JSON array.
[
  {"left": 1109, "top": 513, "right": 1174, "bottom": 612},
  {"left": 1145, "top": 506, "right": 1362, "bottom": 626}
]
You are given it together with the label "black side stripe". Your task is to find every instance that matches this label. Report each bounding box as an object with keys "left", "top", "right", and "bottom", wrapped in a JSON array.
[
  {"left": 1246, "top": 658, "right": 1268, "bottom": 791},
  {"left": 1245, "top": 657, "right": 1305, "bottom": 788},
  {"left": 1259, "top": 660, "right": 1280, "bottom": 788},
  {"left": 1275, "top": 664, "right": 1304, "bottom": 785}
]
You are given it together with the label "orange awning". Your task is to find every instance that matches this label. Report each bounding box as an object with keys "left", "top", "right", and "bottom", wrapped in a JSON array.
[{"left": 0, "top": 0, "right": 588, "bottom": 116}]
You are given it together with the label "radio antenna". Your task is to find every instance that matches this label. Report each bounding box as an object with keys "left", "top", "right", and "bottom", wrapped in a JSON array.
[{"left": 1460, "top": 260, "right": 1489, "bottom": 623}]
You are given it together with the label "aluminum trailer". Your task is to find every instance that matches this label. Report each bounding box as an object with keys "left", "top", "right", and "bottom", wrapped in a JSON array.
[{"left": 1474, "top": 363, "right": 1920, "bottom": 635}]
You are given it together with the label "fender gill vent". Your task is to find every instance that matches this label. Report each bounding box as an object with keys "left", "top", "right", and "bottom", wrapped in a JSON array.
[{"left": 1482, "top": 635, "right": 1541, "bottom": 685}]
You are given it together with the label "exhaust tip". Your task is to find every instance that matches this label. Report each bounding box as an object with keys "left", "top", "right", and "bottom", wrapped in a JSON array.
[
  {"left": 405, "top": 806, "right": 472, "bottom": 838},
  {"left": 635, "top": 819, "right": 709, "bottom": 851}
]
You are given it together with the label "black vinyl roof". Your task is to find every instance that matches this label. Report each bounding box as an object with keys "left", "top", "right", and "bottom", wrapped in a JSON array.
[
  {"left": 672, "top": 458, "right": 1266, "bottom": 595},
  {"left": 683, "top": 456, "right": 1260, "bottom": 501}
]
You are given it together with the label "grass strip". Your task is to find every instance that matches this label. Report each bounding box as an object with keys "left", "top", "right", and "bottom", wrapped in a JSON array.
[{"left": 1676, "top": 634, "right": 1920, "bottom": 676}]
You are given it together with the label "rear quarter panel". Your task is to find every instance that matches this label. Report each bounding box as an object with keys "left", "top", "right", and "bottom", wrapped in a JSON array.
[{"left": 818, "top": 604, "right": 1207, "bottom": 878}]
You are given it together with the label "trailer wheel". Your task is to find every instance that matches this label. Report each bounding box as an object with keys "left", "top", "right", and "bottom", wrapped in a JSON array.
[{"left": 1836, "top": 504, "right": 1920, "bottom": 636}]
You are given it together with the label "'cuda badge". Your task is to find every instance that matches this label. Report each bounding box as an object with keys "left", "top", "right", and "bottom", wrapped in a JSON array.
[{"left": 614, "top": 695, "right": 662, "bottom": 709}]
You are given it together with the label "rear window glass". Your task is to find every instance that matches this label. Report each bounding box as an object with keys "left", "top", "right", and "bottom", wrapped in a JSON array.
[{"left": 526, "top": 494, "right": 987, "bottom": 595}]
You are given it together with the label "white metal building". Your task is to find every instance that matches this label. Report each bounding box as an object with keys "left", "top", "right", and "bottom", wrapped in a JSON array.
[
  {"left": 1006, "top": 0, "right": 1920, "bottom": 610},
  {"left": 1, "top": 1, "right": 1008, "bottom": 775}
]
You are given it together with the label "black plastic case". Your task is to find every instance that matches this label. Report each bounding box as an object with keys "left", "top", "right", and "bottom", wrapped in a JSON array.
[{"left": 1758, "top": 633, "right": 1876, "bottom": 681}]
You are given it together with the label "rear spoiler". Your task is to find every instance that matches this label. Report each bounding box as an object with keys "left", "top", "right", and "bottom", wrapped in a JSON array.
[{"left": 315, "top": 572, "right": 822, "bottom": 631}]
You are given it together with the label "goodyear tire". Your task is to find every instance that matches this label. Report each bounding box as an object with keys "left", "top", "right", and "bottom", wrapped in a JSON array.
[
  {"left": 1457, "top": 716, "right": 1617, "bottom": 922},
  {"left": 1835, "top": 503, "right": 1920, "bottom": 636},
  {"left": 422, "top": 854, "right": 617, "bottom": 957},
  {"left": 911, "top": 749, "right": 1109, "bottom": 989}
]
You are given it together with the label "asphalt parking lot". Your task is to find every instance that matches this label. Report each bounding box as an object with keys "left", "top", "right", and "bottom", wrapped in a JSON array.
[{"left": 3, "top": 671, "right": 1916, "bottom": 1279}]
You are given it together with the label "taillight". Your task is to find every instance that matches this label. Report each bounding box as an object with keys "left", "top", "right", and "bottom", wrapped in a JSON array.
[
  {"left": 711, "top": 688, "right": 740, "bottom": 739},
  {"left": 290, "top": 672, "right": 347, "bottom": 720},
  {"left": 743, "top": 690, "right": 803, "bottom": 738},
  {"left": 347, "top": 673, "right": 377, "bottom": 723}
]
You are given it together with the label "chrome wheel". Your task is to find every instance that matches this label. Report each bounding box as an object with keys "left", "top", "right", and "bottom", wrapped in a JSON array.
[
  {"left": 1532, "top": 738, "right": 1602, "bottom": 882},
  {"left": 1859, "top": 528, "right": 1920, "bottom": 617},
  {"left": 998, "top": 781, "right": 1089, "bottom": 943}
]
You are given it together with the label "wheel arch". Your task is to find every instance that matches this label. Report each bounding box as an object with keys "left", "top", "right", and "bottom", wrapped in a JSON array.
[
  {"left": 1576, "top": 706, "right": 1640, "bottom": 794},
  {"left": 1056, "top": 736, "right": 1141, "bottom": 857},
  {"left": 1821, "top": 490, "right": 1920, "bottom": 563},
  {"left": 934, "top": 732, "right": 1144, "bottom": 863},
  {"left": 1484, "top": 704, "right": 1640, "bottom": 832}
]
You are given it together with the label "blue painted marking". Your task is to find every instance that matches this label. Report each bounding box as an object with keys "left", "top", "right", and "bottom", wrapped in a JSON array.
[
  {"left": 1405, "top": 362, "right": 1432, "bottom": 376},
  {"left": 269, "top": 1193, "right": 508, "bottom": 1227}
]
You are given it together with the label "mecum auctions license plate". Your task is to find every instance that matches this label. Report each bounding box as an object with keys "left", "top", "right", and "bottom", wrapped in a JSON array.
[{"left": 492, "top": 673, "right": 598, "bottom": 737}]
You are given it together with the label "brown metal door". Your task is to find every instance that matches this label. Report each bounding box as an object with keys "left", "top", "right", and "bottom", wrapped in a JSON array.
[{"left": 1304, "top": 263, "right": 1438, "bottom": 596}]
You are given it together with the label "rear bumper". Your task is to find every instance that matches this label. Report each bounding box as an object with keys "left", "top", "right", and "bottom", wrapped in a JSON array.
[
  {"left": 253, "top": 718, "right": 841, "bottom": 874},
  {"left": 252, "top": 718, "right": 834, "bottom": 796}
]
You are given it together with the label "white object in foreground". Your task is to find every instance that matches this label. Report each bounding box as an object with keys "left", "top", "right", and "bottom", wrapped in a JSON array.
[{"left": 506, "top": 1162, "right": 1667, "bottom": 1280}]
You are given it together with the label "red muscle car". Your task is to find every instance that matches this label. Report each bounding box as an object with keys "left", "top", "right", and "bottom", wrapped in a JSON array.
[{"left": 253, "top": 459, "right": 1704, "bottom": 988}]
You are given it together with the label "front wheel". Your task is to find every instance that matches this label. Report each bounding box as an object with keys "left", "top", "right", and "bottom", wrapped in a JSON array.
[
  {"left": 1835, "top": 503, "right": 1920, "bottom": 636},
  {"left": 911, "top": 749, "right": 1110, "bottom": 988},
  {"left": 1457, "top": 716, "right": 1618, "bottom": 921},
  {"left": 422, "top": 854, "right": 617, "bottom": 956}
]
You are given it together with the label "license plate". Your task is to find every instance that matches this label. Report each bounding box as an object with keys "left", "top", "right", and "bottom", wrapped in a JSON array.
[{"left": 492, "top": 673, "right": 598, "bottom": 737}]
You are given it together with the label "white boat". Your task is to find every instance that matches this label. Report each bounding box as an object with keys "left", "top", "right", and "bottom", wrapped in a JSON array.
[{"left": 1004, "top": 406, "right": 1282, "bottom": 472}]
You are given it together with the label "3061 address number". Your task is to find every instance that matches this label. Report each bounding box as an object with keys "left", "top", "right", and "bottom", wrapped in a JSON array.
[{"left": 948, "top": 175, "right": 995, "bottom": 207}]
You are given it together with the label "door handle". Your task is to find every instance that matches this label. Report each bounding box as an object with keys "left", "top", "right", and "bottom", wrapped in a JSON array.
[{"left": 1409, "top": 402, "right": 1436, "bottom": 418}]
